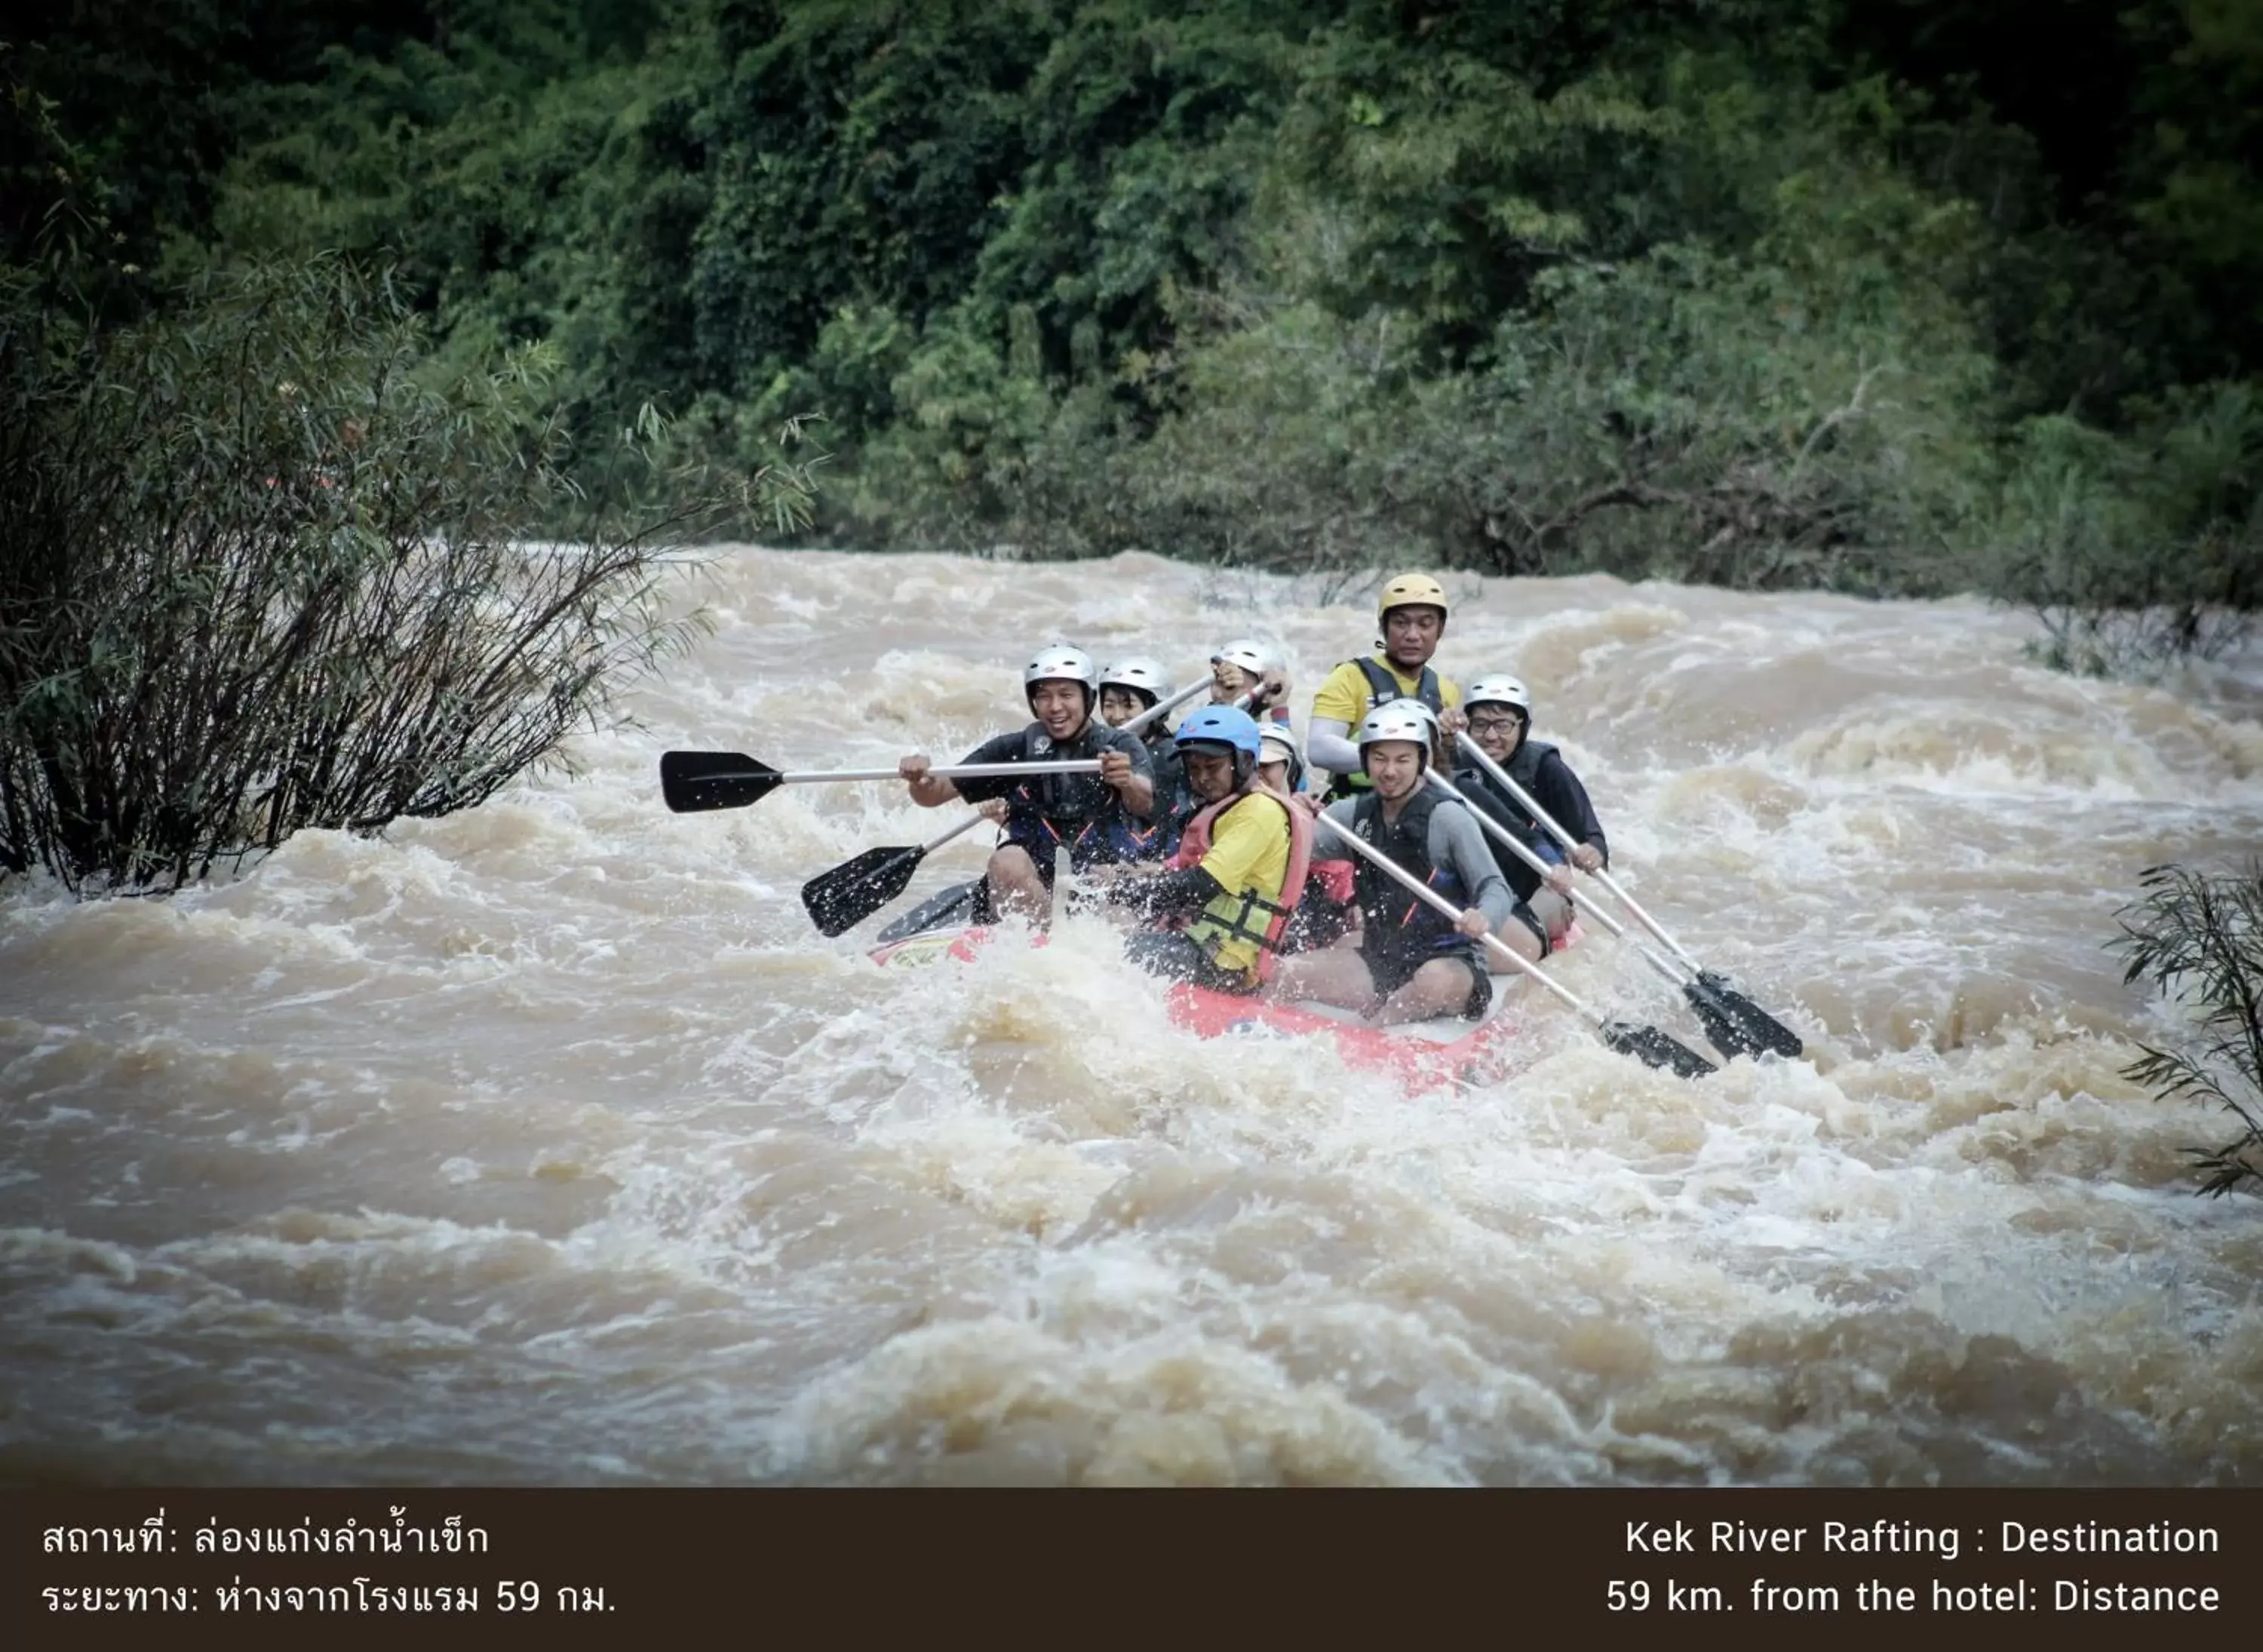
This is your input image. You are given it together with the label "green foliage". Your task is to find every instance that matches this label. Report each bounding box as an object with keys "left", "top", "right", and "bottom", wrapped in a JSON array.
[
  {"left": 2114, "top": 862, "right": 2263, "bottom": 1199},
  {"left": 16, "top": 0, "right": 2263, "bottom": 674},
  {"left": 1987, "top": 385, "right": 2260, "bottom": 676},
  {"left": 0, "top": 252, "right": 821, "bottom": 892}
]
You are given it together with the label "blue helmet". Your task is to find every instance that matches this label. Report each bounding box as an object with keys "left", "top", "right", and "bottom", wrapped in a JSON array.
[{"left": 1173, "top": 705, "right": 1264, "bottom": 757}]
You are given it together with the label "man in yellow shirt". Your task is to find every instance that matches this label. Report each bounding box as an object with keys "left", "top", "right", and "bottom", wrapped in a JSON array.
[
  {"left": 1104, "top": 706, "right": 1312, "bottom": 994},
  {"left": 1307, "top": 573, "right": 1466, "bottom": 802}
]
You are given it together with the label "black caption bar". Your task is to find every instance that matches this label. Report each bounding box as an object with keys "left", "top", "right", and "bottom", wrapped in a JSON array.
[{"left": 7, "top": 1488, "right": 2254, "bottom": 1646}]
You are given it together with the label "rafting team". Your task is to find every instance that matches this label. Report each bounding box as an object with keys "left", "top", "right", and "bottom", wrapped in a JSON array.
[{"left": 895, "top": 573, "right": 1611, "bottom": 1027}]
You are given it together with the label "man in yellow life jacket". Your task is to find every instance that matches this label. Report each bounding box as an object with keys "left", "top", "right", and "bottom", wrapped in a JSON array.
[
  {"left": 1307, "top": 573, "right": 1467, "bottom": 803},
  {"left": 1104, "top": 705, "right": 1311, "bottom": 996}
]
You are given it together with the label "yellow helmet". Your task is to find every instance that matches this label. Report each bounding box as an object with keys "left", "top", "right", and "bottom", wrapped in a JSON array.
[{"left": 1377, "top": 573, "right": 1449, "bottom": 622}]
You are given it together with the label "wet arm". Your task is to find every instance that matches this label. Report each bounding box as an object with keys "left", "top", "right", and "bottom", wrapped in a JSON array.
[
  {"left": 1106, "top": 864, "right": 1224, "bottom": 918},
  {"left": 1431, "top": 806, "right": 1515, "bottom": 930},
  {"left": 1539, "top": 755, "right": 1607, "bottom": 864}
]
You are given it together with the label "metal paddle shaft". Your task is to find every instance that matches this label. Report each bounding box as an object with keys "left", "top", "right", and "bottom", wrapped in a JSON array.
[
  {"left": 1120, "top": 680, "right": 1267, "bottom": 738},
  {"left": 1451, "top": 735, "right": 1693, "bottom": 965},
  {"left": 791, "top": 760, "right": 1101, "bottom": 785},
  {"left": 1116, "top": 677, "right": 1210, "bottom": 736},
  {"left": 1452, "top": 732, "right": 1803, "bottom": 1060},
  {"left": 661, "top": 750, "right": 1101, "bottom": 813},
  {"left": 1307, "top": 809, "right": 1715, "bottom": 1078},
  {"left": 1423, "top": 771, "right": 1760, "bottom": 1061},
  {"left": 800, "top": 812, "right": 991, "bottom": 938},
  {"left": 1422, "top": 772, "right": 1684, "bottom": 981}
]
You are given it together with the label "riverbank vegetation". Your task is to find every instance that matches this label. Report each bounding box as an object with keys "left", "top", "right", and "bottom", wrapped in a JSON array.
[
  {"left": 6, "top": 0, "right": 2258, "bottom": 674},
  {"left": 2116, "top": 864, "right": 2263, "bottom": 1199},
  {"left": 2, "top": 76, "right": 821, "bottom": 892}
]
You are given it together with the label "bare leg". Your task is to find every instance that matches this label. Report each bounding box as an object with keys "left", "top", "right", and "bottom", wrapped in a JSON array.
[
  {"left": 1488, "top": 911, "right": 1545, "bottom": 963},
  {"left": 1264, "top": 947, "right": 1382, "bottom": 1013},
  {"left": 985, "top": 845, "right": 1050, "bottom": 923},
  {"left": 1372, "top": 957, "right": 1482, "bottom": 1025}
]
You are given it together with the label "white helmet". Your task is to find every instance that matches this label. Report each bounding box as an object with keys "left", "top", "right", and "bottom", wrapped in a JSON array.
[
  {"left": 1024, "top": 643, "right": 1099, "bottom": 703},
  {"left": 1210, "top": 637, "right": 1276, "bottom": 678},
  {"left": 1098, "top": 656, "right": 1171, "bottom": 705},
  {"left": 1465, "top": 673, "right": 1531, "bottom": 717},
  {"left": 1357, "top": 701, "right": 1437, "bottom": 771},
  {"left": 1257, "top": 723, "right": 1300, "bottom": 764}
]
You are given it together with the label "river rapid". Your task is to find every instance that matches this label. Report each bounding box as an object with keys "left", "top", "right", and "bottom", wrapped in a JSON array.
[{"left": 4, "top": 548, "right": 2260, "bottom": 1487}]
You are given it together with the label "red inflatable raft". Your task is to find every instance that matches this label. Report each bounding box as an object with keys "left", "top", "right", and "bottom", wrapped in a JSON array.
[{"left": 868, "top": 922, "right": 1582, "bottom": 1095}]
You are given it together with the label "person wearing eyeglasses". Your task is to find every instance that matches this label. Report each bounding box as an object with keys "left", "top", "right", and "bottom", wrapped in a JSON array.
[{"left": 1451, "top": 674, "right": 1607, "bottom": 946}]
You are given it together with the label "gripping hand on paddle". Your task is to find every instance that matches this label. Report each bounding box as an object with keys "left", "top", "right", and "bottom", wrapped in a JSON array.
[
  {"left": 1568, "top": 843, "right": 1604, "bottom": 874},
  {"left": 1099, "top": 748, "right": 1155, "bottom": 819},
  {"left": 898, "top": 754, "right": 960, "bottom": 808},
  {"left": 1456, "top": 907, "right": 1490, "bottom": 940}
]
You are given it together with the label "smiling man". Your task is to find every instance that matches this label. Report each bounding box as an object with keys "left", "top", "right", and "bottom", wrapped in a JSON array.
[
  {"left": 1270, "top": 701, "right": 1515, "bottom": 1025},
  {"left": 897, "top": 643, "right": 1154, "bottom": 923},
  {"left": 1307, "top": 573, "right": 1466, "bottom": 803},
  {"left": 1452, "top": 672, "right": 1607, "bottom": 947}
]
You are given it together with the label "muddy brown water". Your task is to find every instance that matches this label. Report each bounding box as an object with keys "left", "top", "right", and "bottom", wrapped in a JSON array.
[{"left": 3, "top": 550, "right": 2259, "bottom": 1485}]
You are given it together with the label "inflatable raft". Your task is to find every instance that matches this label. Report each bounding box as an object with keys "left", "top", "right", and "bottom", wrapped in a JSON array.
[{"left": 869, "top": 910, "right": 1579, "bottom": 1095}]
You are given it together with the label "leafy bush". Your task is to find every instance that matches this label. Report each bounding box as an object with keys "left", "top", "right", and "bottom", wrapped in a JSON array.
[
  {"left": 2114, "top": 863, "right": 2263, "bottom": 1199},
  {"left": 1988, "top": 384, "right": 2260, "bottom": 677},
  {"left": 0, "top": 252, "right": 821, "bottom": 893}
]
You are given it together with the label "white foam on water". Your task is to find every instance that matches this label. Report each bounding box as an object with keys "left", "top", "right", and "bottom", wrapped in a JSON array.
[{"left": 2, "top": 548, "right": 2259, "bottom": 1485}]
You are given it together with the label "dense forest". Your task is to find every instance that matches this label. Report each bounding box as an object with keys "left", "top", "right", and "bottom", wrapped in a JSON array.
[{"left": 6, "top": 0, "right": 2261, "bottom": 654}]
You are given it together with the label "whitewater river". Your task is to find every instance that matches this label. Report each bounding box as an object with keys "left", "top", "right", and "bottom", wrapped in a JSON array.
[{"left": 3, "top": 549, "right": 2259, "bottom": 1486}]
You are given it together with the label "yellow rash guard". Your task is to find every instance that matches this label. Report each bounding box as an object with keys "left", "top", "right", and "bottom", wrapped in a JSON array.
[{"left": 1310, "top": 656, "right": 1464, "bottom": 726}]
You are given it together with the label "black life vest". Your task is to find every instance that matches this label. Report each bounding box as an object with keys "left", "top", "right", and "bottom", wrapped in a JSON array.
[
  {"left": 1455, "top": 738, "right": 1561, "bottom": 843},
  {"left": 1352, "top": 656, "right": 1445, "bottom": 716},
  {"left": 1328, "top": 658, "right": 1446, "bottom": 797},
  {"left": 1350, "top": 786, "right": 1472, "bottom": 969},
  {"left": 1000, "top": 720, "right": 1142, "bottom": 865}
]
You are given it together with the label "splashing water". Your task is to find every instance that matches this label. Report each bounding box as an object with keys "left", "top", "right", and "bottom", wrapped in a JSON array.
[{"left": 3, "top": 549, "right": 2259, "bottom": 1486}]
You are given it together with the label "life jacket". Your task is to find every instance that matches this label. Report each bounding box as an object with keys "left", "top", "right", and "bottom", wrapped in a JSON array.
[
  {"left": 1107, "top": 735, "right": 1192, "bottom": 861},
  {"left": 1163, "top": 788, "right": 1313, "bottom": 981},
  {"left": 1000, "top": 720, "right": 1146, "bottom": 869},
  {"left": 1328, "top": 657, "right": 1446, "bottom": 797},
  {"left": 1307, "top": 858, "right": 1354, "bottom": 904},
  {"left": 1350, "top": 785, "right": 1474, "bottom": 968},
  {"left": 1454, "top": 739, "right": 1565, "bottom": 861}
]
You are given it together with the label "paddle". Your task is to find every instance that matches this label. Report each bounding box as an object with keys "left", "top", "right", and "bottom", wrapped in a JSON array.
[
  {"left": 793, "top": 680, "right": 1254, "bottom": 935},
  {"left": 800, "top": 812, "right": 993, "bottom": 937},
  {"left": 1307, "top": 809, "right": 1717, "bottom": 1078},
  {"left": 1115, "top": 677, "right": 1210, "bottom": 736},
  {"left": 660, "top": 752, "right": 1101, "bottom": 814},
  {"left": 1453, "top": 733, "right": 1804, "bottom": 1060},
  {"left": 876, "top": 879, "right": 982, "bottom": 944},
  {"left": 1423, "top": 772, "right": 1755, "bottom": 1061}
]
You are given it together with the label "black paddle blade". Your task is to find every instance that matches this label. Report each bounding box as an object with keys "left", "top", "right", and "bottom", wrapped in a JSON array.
[
  {"left": 801, "top": 845, "right": 925, "bottom": 936},
  {"left": 1683, "top": 977, "right": 1764, "bottom": 1062},
  {"left": 1696, "top": 969, "right": 1804, "bottom": 1059},
  {"left": 1602, "top": 1020, "right": 1718, "bottom": 1079},
  {"left": 877, "top": 878, "right": 982, "bottom": 943},
  {"left": 660, "top": 751, "right": 781, "bottom": 813}
]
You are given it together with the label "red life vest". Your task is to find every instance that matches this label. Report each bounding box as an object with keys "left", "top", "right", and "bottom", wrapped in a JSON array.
[
  {"left": 1306, "top": 855, "right": 1354, "bottom": 905},
  {"left": 1165, "top": 788, "right": 1313, "bottom": 982}
]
